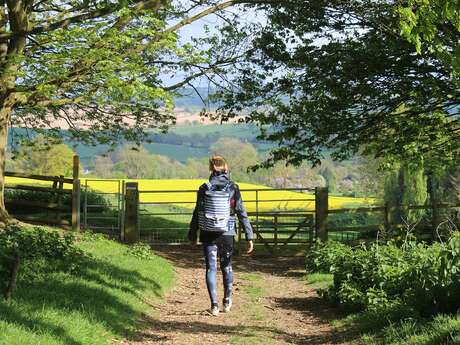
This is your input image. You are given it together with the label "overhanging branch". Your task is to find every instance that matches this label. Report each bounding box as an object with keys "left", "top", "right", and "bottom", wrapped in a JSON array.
[{"left": 0, "top": 0, "right": 167, "bottom": 42}]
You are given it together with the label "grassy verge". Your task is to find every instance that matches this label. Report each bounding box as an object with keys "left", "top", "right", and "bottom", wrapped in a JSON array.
[
  {"left": 239, "top": 273, "right": 266, "bottom": 321},
  {"left": 0, "top": 232, "right": 175, "bottom": 345}
]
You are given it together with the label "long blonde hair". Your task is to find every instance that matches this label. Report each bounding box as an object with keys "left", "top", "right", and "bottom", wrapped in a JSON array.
[{"left": 209, "top": 155, "right": 229, "bottom": 174}]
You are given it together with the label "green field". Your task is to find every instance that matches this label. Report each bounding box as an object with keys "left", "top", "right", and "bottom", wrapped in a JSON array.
[{"left": 172, "top": 123, "right": 260, "bottom": 139}]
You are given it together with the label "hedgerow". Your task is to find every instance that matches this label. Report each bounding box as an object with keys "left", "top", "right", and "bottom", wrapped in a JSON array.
[
  {"left": 4, "top": 188, "right": 110, "bottom": 214},
  {"left": 307, "top": 234, "right": 460, "bottom": 317}
]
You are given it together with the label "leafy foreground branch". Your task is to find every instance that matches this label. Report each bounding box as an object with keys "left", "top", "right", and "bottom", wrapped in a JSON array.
[
  {"left": 0, "top": 228, "right": 174, "bottom": 345},
  {"left": 306, "top": 235, "right": 460, "bottom": 344}
]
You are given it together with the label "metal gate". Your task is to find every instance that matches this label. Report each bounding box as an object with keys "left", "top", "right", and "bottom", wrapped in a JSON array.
[
  {"left": 138, "top": 188, "right": 196, "bottom": 244},
  {"left": 137, "top": 186, "right": 317, "bottom": 249},
  {"left": 82, "top": 179, "right": 125, "bottom": 239}
]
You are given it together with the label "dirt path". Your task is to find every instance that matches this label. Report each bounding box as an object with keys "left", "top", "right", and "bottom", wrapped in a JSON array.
[{"left": 124, "top": 246, "right": 356, "bottom": 345}]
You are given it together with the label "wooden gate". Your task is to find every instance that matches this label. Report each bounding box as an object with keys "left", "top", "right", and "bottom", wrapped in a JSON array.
[{"left": 237, "top": 211, "right": 315, "bottom": 255}]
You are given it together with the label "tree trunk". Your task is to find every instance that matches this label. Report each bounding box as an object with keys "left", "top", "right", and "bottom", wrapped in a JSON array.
[
  {"left": 0, "top": 98, "right": 11, "bottom": 222},
  {"left": 427, "top": 173, "right": 440, "bottom": 241},
  {"left": 4, "top": 254, "right": 20, "bottom": 301},
  {"left": 0, "top": 1, "right": 30, "bottom": 223}
]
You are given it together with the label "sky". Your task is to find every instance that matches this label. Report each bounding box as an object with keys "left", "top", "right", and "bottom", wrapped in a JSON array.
[{"left": 162, "top": 2, "right": 265, "bottom": 87}]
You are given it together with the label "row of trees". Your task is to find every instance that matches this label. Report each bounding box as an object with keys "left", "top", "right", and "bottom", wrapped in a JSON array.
[
  {"left": 384, "top": 160, "right": 460, "bottom": 224},
  {"left": 7, "top": 132, "right": 460, "bottom": 200},
  {"left": 88, "top": 137, "right": 379, "bottom": 195},
  {"left": 6, "top": 134, "right": 379, "bottom": 195}
]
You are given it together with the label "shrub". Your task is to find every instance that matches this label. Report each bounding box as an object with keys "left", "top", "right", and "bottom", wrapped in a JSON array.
[
  {"left": 0, "top": 224, "right": 83, "bottom": 300},
  {"left": 307, "top": 234, "right": 460, "bottom": 316},
  {"left": 126, "top": 242, "right": 153, "bottom": 260},
  {"left": 305, "top": 240, "right": 352, "bottom": 273}
]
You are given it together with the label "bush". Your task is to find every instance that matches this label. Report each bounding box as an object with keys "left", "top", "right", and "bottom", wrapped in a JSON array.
[
  {"left": 307, "top": 234, "right": 460, "bottom": 316},
  {"left": 0, "top": 224, "right": 83, "bottom": 300},
  {"left": 126, "top": 242, "right": 154, "bottom": 260},
  {"left": 305, "top": 240, "right": 352, "bottom": 273},
  {"left": 5, "top": 188, "right": 110, "bottom": 214}
]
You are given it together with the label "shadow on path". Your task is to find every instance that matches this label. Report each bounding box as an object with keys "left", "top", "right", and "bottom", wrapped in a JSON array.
[
  {"left": 135, "top": 316, "right": 352, "bottom": 345},
  {"left": 144, "top": 244, "right": 358, "bottom": 345},
  {"left": 150, "top": 244, "right": 307, "bottom": 278}
]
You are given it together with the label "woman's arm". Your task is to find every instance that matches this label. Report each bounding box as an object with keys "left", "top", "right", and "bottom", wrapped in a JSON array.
[
  {"left": 233, "top": 185, "right": 254, "bottom": 242},
  {"left": 188, "top": 185, "right": 205, "bottom": 242}
]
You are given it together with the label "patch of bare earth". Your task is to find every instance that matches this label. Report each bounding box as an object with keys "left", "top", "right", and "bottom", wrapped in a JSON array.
[{"left": 122, "top": 245, "right": 358, "bottom": 345}]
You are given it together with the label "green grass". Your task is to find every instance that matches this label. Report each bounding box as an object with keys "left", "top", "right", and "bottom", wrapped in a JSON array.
[
  {"left": 239, "top": 273, "right": 263, "bottom": 282},
  {"left": 331, "top": 310, "right": 460, "bottom": 345},
  {"left": 304, "top": 273, "right": 333, "bottom": 289},
  {"left": 230, "top": 332, "right": 276, "bottom": 345},
  {"left": 245, "top": 286, "right": 264, "bottom": 301},
  {"left": 365, "top": 314, "right": 460, "bottom": 345},
  {"left": 0, "top": 232, "right": 175, "bottom": 345}
]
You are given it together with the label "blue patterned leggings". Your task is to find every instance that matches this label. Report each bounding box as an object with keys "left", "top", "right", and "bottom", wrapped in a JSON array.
[{"left": 203, "top": 236, "right": 234, "bottom": 306}]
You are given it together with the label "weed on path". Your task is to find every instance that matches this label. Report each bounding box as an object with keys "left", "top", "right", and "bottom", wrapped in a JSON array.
[{"left": 122, "top": 245, "right": 357, "bottom": 345}]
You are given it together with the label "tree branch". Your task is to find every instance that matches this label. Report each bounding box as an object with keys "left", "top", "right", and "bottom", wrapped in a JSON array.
[
  {"left": 0, "top": 0, "right": 168, "bottom": 41},
  {"left": 164, "top": 0, "right": 239, "bottom": 34},
  {"left": 164, "top": 56, "right": 242, "bottom": 91}
]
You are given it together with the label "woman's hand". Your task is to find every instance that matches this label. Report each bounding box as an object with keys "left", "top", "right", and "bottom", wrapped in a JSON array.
[{"left": 247, "top": 240, "right": 254, "bottom": 255}]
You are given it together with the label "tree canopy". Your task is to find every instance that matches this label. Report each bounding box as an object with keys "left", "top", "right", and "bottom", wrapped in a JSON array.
[
  {"left": 214, "top": 0, "right": 459, "bottom": 168},
  {"left": 398, "top": 0, "right": 460, "bottom": 76},
  {"left": 0, "top": 0, "right": 256, "bottom": 217},
  {"left": 10, "top": 135, "right": 75, "bottom": 176},
  {"left": 1, "top": 0, "right": 250, "bottom": 147}
]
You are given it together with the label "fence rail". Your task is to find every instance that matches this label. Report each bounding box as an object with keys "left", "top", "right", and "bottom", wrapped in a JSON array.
[
  {"left": 322, "top": 189, "right": 460, "bottom": 242},
  {"left": 5, "top": 171, "right": 74, "bottom": 184},
  {"left": 135, "top": 186, "right": 318, "bottom": 248},
  {"left": 4, "top": 155, "right": 80, "bottom": 230}
]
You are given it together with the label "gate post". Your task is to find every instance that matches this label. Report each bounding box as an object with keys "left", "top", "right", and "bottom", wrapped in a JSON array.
[
  {"left": 315, "top": 187, "right": 328, "bottom": 242},
  {"left": 72, "top": 155, "right": 81, "bottom": 231},
  {"left": 124, "top": 182, "right": 139, "bottom": 244}
]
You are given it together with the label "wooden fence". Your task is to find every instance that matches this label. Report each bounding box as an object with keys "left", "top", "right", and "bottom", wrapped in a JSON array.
[
  {"left": 316, "top": 188, "right": 460, "bottom": 242},
  {"left": 5, "top": 156, "right": 81, "bottom": 231}
]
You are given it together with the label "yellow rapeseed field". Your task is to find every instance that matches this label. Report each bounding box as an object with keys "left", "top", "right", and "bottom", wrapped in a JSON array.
[{"left": 6, "top": 177, "right": 376, "bottom": 212}]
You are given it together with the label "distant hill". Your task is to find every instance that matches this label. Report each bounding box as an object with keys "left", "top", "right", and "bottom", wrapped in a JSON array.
[
  {"left": 172, "top": 123, "right": 259, "bottom": 139},
  {"left": 173, "top": 87, "right": 217, "bottom": 109},
  {"left": 8, "top": 123, "right": 273, "bottom": 168}
]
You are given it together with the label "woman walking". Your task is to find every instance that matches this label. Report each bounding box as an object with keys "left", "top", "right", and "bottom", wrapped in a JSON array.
[{"left": 188, "top": 156, "right": 254, "bottom": 316}]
